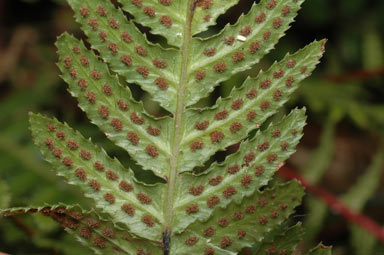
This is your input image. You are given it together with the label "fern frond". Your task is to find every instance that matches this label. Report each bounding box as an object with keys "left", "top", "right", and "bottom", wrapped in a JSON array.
[
  {"left": 4, "top": 0, "right": 331, "bottom": 253},
  {"left": 29, "top": 113, "right": 164, "bottom": 240},
  {"left": 1, "top": 204, "right": 162, "bottom": 254},
  {"left": 171, "top": 181, "right": 304, "bottom": 253},
  {"left": 56, "top": 33, "right": 172, "bottom": 178},
  {"left": 179, "top": 40, "right": 325, "bottom": 172},
  {"left": 173, "top": 109, "right": 306, "bottom": 232}
]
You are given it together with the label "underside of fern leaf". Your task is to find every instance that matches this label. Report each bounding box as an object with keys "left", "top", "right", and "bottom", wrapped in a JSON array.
[{"left": 1, "top": 0, "right": 330, "bottom": 254}]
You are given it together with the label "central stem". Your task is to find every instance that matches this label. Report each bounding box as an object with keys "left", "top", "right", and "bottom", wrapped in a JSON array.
[{"left": 163, "top": 0, "right": 196, "bottom": 252}]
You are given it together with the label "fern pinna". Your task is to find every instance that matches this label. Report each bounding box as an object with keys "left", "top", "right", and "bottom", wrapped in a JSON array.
[{"left": 1, "top": 0, "right": 331, "bottom": 254}]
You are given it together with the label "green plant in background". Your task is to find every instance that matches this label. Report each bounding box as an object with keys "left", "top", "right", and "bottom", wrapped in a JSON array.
[{"left": 1, "top": 0, "right": 331, "bottom": 254}]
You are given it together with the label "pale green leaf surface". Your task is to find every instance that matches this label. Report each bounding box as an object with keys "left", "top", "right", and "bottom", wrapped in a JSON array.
[
  {"left": 1, "top": 204, "right": 162, "bottom": 255},
  {"left": 117, "top": 0, "right": 188, "bottom": 48},
  {"left": 251, "top": 223, "right": 304, "bottom": 255},
  {"left": 67, "top": 0, "right": 180, "bottom": 113},
  {"left": 56, "top": 33, "right": 173, "bottom": 178},
  {"left": 187, "top": 0, "right": 305, "bottom": 106},
  {"left": 29, "top": 113, "right": 164, "bottom": 241},
  {"left": 172, "top": 181, "right": 305, "bottom": 254},
  {"left": 173, "top": 109, "right": 306, "bottom": 233},
  {"left": 179, "top": 40, "right": 325, "bottom": 172},
  {"left": 191, "top": 0, "right": 241, "bottom": 36}
]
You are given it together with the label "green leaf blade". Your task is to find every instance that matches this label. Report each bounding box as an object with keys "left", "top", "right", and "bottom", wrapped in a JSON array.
[
  {"left": 179, "top": 39, "right": 325, "bottom": 172},
  {"left": 173, "top": 108, "right": 306, "bottom": 233},
  {"left": 118, "top": 0, "right": 188, "bottom": 47},
  {"left": 191, "top": 0, "right": 240, "bottom": 36},
  {"left": 172, "top": 181, "right": 305, "bottom": 254},
  {"left": 67, "top": 0, "right": 180, "bottom": 112},
  {"left": 56, "top": 33, "right": 173, "bottom": 178},
  {"left": 29, "top": 113, "right": 164, "bottom": 241},
  {"left": 251, "top": 223, "right": 304, "bottom": 255},
  {"left": 187, "top": 0, "right": 305, "bottom": 106},
  {"left": 1, "top": 205, "right": 162, "bottom": 255}
]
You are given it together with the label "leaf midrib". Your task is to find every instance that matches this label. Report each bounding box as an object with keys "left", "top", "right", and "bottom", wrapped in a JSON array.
[{"left": 163, "top": 0, "right": 195, "bottom": 236}]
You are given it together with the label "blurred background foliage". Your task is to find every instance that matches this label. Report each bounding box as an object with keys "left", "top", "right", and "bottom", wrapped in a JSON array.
[{"left": 0, "top": 0, "right": 383, "bottom": 254}]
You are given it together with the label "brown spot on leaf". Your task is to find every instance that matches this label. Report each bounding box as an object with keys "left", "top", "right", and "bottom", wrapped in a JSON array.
[
  {"left": 121, "top": 55, "right": 132, "bottom": 66},
  {"left": 160, "top": 16, "right": 172, "bottom": 27},
  {"left": 185, "top": 236, "right": 199, "bottom": 246},
  {"left": 155, "top": 77, "right": 168, "bottom": 90},
  {"left": 260, "top": 101, "right": 270, "bottom": 111},
  {"left": 106, "top": 170, "right": 118, "bottom": 181},
  {"left": 209, "top": 175, "right": 223, "bottom": 186},
  {"left": 141, "top": 215, "right": 155, "bottom": 227},
  {"left": 218, "top": 217, "right": 229, "bottom": 227},
  {"left": 89, "top": 180, "right": 101, "bottom": 191},
  {"left": 117, "top": 99, "right": 129, "bottom": 111},
  {"left": 273, "top": 18, "right": 283, "bottom": 29},
  {"left": 75, "top": 168, "right": 87, "bottom": 180},
  {"left": 223, "top": 186, "right": 236, "bottom": 198},
  {"left": 214, "top": 62, "right": 227, "bottom": 72},
  {"left": 255, "top": 11, "right": 266, "bottom": 23},
  {"left": 189, "top": 185, "right": 204, "bottom": 196},
  {"left": 80, "top": 149, "right": 92, "bottom": 160},
  {"left": 80, "top": 6, "right": 90, "bottom": 17},
  {"left": 186, "top": 204, "right": 199, "bottom": 214},
  {"left": 190, "top": 141, "right": 204, "bottom": 151},
  {"left": 221, "top": 237, "right": 232, "bottom": 248},
  {"left": 78, "top": 79, "right": 88, "bottom": 90},
  {"left": 249, "top": 41, "right": 261, "bottom": 53},
  {"left": 195, "top": 71, "right": 206, "bottom": 81},
  {"left": 93, "top": 237, "right": 106, "bottom": 248},
  {"left": 146, "top": 145, "right": 159, "bottom": 157},
  {"left": 204, "top": 48, "right": 216, "bottom": 57},
  {"left": 204, "top": 226, "right": 215, "bottom": 236},
  {"left": 127, "top": 132, "right": 140, "bottom": 145},
  {"left": 62, "top": 157, "right": 73, "bottom": 168},
  {"left": 53, "top": 147, "right": 62, "bottom": 158},
  {"left": 210, "top": 131, "right": 224, "bottom": 143},
  {"left": 136, "top": 66, "right": 149, "bottom": 78},
  {"left": 241, "top": 175, "right": 253, "bottom": 187},
  {"left": 240, "top": 25, "right": 251, "bottom": 37},
  {"left": 104, "top": 193, "right": 115, "bottom": 204},
  {"left": 143, "top": 6, "right": 156, "bottom": 17},
  {"left": 227, "top": 164, "right": 240, "bottom": 174},
  {"left": 259, "top": 78, "right": 271, "bottom": 89},
  {"left": 147, "top": 126, "right": 160, "bottom": 136},
  {"left": 231, "top": 98, "right": 243, "bottom": 110},
  {"left": 88, "top": 19, "right": 99, "bottom": 30},
  {"left": 232, "top": 52, "right": 245, "bottom": 63},
  {"left": 247, "top": 111, "right": 256, "bottom": 121},
  {"left": 207, "top": 195, "right": 220, "bottom": 208},
  {"left": 255, "top": 165, "right": 265, "bottom": 176},
  {"left": 121, "top": 203, "right": 135, "bottom": 216},
  {"left": 96, "top": 5, "right": 108, "bottom": 16},
  {"left": 137, "top": 192, "right": 152, "bottom": 204},
  {"left": 67, "top": 140, "right": 78, "bottom": 150},
  {"left": 282, "top": 5, "right": 291, "bottom": 16},
  {"left": 109, "top": 18, "right": 119, "bottom": 29},
  {"left": 215, "top": 110, "right": 228, "bottom": 120},
  {"left": 195, "top": 120, "right": 209, "bottom": 130},
  {"left": 98, "top": 105, "right": 110, "bottom": 119},
  {"left": 246, "top": 88, "right": 257, "bottom": 99},
  {"left": 111, "top": 118, "right": 123, "bottom": 131},
  {"left": 120, "top": 180, "right": 134, "bottom": 192}
]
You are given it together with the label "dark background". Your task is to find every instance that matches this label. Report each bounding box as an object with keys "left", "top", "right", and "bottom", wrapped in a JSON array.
[{"left": 0, "top": 0, "right": 384, "bottom": 254}]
